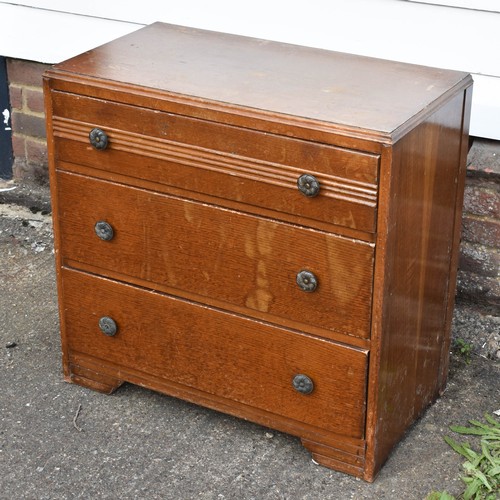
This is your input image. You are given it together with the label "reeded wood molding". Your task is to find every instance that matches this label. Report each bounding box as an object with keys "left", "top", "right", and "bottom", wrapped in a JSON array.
[{"left": 53, "top": 116, "right": 378, "bottom": 209}]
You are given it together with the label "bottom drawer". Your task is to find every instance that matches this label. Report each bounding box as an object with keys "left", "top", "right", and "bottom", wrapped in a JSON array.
[{"left": 61, "top": 268, "right": 369, "bottom": 439}]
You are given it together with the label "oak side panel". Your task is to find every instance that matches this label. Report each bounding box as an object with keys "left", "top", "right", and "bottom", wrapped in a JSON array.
[
  {"left": 368, "top": 89, "right": 468, "bottom": 478},
  {"left": 438, "top": 85, "right": 473, "bottom": 391}
]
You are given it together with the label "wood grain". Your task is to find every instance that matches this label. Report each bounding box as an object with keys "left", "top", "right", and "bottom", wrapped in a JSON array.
[
  {"left": 50, "top": 22, "right": 470, "bottom": 140},
  {"left": 56, "top": 171, "right": 375, "bottom": 340},
  {"left": 365, "top": 90, "right": 468, "bottom": 480},
  {"left": 51, "top": 91, "right": 379, "bottom": 233},
  {"left": 62, "top": 267, "right": 369, "bottom": 439}
]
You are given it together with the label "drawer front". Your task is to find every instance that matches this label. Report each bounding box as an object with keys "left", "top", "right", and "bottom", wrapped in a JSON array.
[
  {"left": 51, "top": 91, "right": 379, "bottom": 232},
  {"left": 57, "top": 172, "right": 374, "bottom": 339},
  {"left": 62, "top": 268, "right": 369, "bottom": 439}
]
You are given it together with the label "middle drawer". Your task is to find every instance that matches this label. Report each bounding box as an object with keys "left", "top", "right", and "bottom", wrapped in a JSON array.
[{"left": 57, "top": 171, "right": 374, "bottom": 339}]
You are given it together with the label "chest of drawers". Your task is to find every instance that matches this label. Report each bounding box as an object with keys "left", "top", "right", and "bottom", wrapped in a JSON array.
[{"left": 43, "top": 22, "right": 472, "bottom": 481}]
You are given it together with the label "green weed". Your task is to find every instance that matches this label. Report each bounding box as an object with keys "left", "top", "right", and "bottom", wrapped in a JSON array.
[
  {"left": 429, "top": 414, "right": 500, "bottom": 500},
  {"left": 454, "top": 339, "right": 474, "bottom": 364}
]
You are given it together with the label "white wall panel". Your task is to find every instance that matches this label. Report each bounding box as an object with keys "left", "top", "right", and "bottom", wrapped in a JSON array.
[
  {"left": 0, "top": 3, "right": 141, "bottom": 63},
  {"left": 407, "top": 0, "right": 500, "bottom": 13}
]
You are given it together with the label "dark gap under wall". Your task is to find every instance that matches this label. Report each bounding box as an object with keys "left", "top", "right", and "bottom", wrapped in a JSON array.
[{"left": 0, "top": 56, "right": 14, "bottom": 179}]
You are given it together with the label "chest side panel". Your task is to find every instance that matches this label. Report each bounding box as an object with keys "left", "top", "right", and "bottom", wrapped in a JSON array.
[{"left": 367, "top": 90, "right": 468, "bottom": 476}]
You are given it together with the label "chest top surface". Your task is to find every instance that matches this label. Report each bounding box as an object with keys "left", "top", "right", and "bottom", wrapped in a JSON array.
[{"left": 50, "top": 22, "right": 471, "bottom": 140}]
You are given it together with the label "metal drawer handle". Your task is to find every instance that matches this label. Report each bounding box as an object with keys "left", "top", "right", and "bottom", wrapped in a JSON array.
[
  {"left": 293, "top": 374, "right": 314, "bottom": 395},
  {"left": 297, "top": 174, "right": 320, "bottom": 197},
  {"left": 89, "top": 128, "right": 109, "bottom": 150},
  {"left": 296, "top": 270, "right": 318, "bottom": 292},
  {"left": 95, "top": 221, "right": 114, "bottom": 241},
  {"left": 98, "top": 316, "right": 118, "bottom": 337}
]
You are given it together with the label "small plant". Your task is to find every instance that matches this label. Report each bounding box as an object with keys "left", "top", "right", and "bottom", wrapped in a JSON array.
[
  {"left": 454, "top": 338, "right": 473, "bottom": 364},
  {"left": 442, "top": 414, "right": 500, "bottom": 499}
]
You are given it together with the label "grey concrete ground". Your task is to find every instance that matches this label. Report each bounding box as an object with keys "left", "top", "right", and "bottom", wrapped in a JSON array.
[{"left": 1, "top": 181, "right": 499, "bottom": 500}]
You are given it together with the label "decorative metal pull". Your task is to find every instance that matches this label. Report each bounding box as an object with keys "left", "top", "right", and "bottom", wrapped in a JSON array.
[
  {"left": 89, "top": 128, "right": 109, "bottom": 150},
  {"left": 293, "top": 374, "right": 314, "bottom": 395},
  {"left": 296, "top": 270, "right": 318, "bottom": 292},
  {"left": 297, "top": 174, "right": 320, "bottom": 197},
  {"left": 95, "top": 221, "right": 114, "bottom": 241},
  {"left": 98, "top": 316, "right": 118, "bottom": 337}
]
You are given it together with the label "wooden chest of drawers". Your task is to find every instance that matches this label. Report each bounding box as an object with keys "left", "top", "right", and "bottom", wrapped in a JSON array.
[{"left": 43, "top": 23, "right": 472, "bottom": 481}]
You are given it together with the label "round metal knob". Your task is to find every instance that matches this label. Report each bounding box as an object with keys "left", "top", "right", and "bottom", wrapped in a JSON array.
[
  {"left": 95, "top": 221, "right": 114, "bottom": 241},
  {"left": 98, "top": 316, "right": 117, "bottom": 337},
  {"left": 297, "top": 174, "right": 320, "bottom": 197},
  {"left": 89, "top": 128, "right": 109, "bottom": 150},
  {"left": 296, "top": 270, "right": 318, "bottom": 292},
  {"left": 293, "top": 374, "right": 314, "bottom": 395}
]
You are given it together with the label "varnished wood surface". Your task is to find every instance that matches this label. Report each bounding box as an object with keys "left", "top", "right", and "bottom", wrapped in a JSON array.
[
  {"left": 56, "top": 171, "right": 375, "bottom": 340},
  {"left": 56, "top": 158, "right": 377, "bottom": 244},
  {"left": 62, "top": 267, "right": 369, "bottom": 439},
  {"left": 51, "top": 91, "right": 380, "bottom": 185},
  {"left": 365, "top": 90, "right": 469, "bottom": 479},
  {"left": 68, "top": 347, "right": 367, "bottom": 478},
  {"left": 50, "top": 22, "right": 471, "bottom": 140},
  {"left": 438, "top": 86, "right": 473, "bottom": 393},
  {"left": 51, "top": 91, "right": 379, "bottom": 233}
]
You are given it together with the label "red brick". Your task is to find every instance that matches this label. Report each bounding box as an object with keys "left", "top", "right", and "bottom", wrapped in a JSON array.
[
  {"left": 11, "top": 135, "right": 25, "bottom": 157},
  {"left": 9, "top": 85, "right": 23, "bottom": 110},
  {"left": 25, "top": 138, "right": 48, "bottom": 166},
  {"left": 461, "top": 215, "right": 500, "bottom": 248},
  {"left": 6, "top": 58, "right": 49, "bottom": 87},
  {"left": 463, "top": 183, "right": 500, "bottom": 218},
  {"left": 25, "top": 88, "right": 45, "bottom": 114},
  {"left": 11, "top": 110, "right": 46, "bottom": 139},
  {"left": 12, "top": 158, "right": 29, "bottom": 180}
]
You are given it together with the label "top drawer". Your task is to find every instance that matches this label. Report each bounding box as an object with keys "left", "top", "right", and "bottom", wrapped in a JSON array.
[{"left": 50, "top": 91, "right": 379, "bottom": 233}]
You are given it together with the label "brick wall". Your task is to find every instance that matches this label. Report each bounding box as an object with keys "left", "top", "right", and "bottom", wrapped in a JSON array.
[
  {"left": 458, "top": 140, "right": 500, "bottom": 309},
  {"left": 4, "top": 58, "right": 500, "bottom": 308},
  {"left": 7, "top": 58, "right": 50, "bottom": 182}
]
